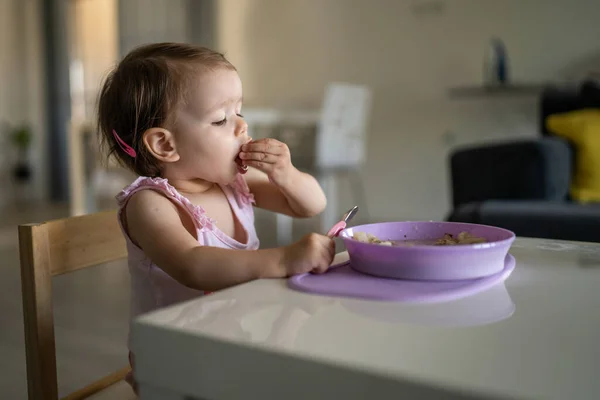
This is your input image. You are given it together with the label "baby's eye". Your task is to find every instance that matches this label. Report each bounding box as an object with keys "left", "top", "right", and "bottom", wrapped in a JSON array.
[
  {"left": 236, "top": 113, "right": 244, "bottom": 118},
  {"left": 212, "top": 117, "right": 227, "bottom": 126}
]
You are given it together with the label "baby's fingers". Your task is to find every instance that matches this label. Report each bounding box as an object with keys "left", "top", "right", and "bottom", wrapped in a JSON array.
[
  {"left": 242, "top": 138, "right": 286, "bottom": 155},
  {"left": 244, "top": 160, "right": 275, "bottom": 172},
  {"left": 239, "top": 152, "right": 277, "bottom": 163},
  {"left": 312, "top": 239, "right": 335, "bottom": 274}
]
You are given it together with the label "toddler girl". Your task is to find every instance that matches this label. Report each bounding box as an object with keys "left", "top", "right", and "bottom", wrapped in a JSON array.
[{"left": 96, "top": 42, "right": 335, "bottom": 391}]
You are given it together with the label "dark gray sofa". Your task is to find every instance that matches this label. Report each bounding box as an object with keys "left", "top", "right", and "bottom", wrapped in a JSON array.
[{"left": 447, "top": 81, "right": 600, "bottom": 242}]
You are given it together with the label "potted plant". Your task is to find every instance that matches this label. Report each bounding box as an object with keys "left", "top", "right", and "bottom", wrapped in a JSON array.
[{"left": 7, "top": 124, "right": 33, "bottom": 183}]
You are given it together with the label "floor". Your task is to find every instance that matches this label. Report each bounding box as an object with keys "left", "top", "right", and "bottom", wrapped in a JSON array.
[{"left": 0, "top": 198, "right": 338, "bottom": 398}]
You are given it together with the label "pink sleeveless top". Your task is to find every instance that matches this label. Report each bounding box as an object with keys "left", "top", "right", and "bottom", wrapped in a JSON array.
[{"left": 116, "top": 174, "right": 260, "bottom": 321}]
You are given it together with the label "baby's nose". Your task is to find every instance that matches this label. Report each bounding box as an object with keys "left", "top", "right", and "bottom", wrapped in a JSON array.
[{"left": 235, "top": 117, "right": 248, "bottom": 136}]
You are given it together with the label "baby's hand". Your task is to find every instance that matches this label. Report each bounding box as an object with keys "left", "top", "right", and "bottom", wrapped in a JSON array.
[
  {"left": 281, "top": 233, "right": 335, "bottom": 276},
  {"left": 240, "top": 138, "right": 294, "bottom": 187}
]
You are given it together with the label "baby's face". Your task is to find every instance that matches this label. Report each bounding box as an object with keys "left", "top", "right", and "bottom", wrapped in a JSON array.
[{"left": 173, "top": 68, "right": 249, "bottom": 184}]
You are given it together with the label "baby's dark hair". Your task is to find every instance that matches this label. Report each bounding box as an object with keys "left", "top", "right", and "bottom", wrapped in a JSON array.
[{"left": 97, "top": 42, "right": 236, "bottom": 176}]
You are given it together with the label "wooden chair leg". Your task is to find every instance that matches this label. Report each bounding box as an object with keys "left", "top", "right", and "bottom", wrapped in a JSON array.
[{"left": 19, "top": 224, "right": 59, "bottom": 400}]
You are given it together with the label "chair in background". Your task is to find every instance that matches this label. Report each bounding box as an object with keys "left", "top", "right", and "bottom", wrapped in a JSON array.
[{"left": 315, "top": 82, "right": 372, "bottom": 232}]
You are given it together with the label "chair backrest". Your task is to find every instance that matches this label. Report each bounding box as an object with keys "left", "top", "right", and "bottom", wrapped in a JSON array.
[
  {"left": 18, "top": 210, "right": 129, "bottom": 400},
  {"left": 315, "top": 82, "right": 372, "bottom": 169}
]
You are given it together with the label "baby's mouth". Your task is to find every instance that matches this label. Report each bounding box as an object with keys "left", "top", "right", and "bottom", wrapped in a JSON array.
[
  {"left": 235, "top": 150, "right": 248, "bottom": 174},
  {"left": 235, "top": 138, "right": 251, "bottom": 174}
]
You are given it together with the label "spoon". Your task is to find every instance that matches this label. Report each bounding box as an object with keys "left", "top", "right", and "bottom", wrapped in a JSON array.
[{"left": 326, "top": 206, "right": 359, "bottom": 238}]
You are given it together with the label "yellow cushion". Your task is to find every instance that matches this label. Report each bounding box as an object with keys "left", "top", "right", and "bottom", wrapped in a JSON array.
[{"left": 546, "top": 109, "right": 600, "bottom": 202}]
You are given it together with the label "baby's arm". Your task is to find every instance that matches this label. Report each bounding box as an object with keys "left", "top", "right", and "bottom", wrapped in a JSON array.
[
  {"left": 245, "top": 167, "right": 326, "bottom": 218},
  {"left": 125, "top": 190, "right": 286, "bottom": 291},
  {"left": 241, "top": 138, "right": 326, "bottom": 218}
]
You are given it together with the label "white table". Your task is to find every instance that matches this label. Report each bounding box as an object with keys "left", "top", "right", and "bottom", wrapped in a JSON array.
[{"left": 131, "top": 238, "right": 600, "bottom": 399}]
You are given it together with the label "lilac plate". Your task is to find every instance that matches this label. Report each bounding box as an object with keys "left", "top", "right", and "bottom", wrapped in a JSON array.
[
  {"left": 288, "top": 254, "right": 515, "bottom": 303},
  {"left": 340, "top": 221, "right": 515, "bottom": 281}
]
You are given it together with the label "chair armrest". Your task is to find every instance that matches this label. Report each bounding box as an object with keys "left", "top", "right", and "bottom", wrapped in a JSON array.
[{"left": 450, "top": 137, "right": 572, "bottom": 207}]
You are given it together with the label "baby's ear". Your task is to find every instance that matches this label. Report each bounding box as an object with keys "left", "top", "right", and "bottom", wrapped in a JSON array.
[{"left": 143, "top": 128, "right": 180, "bottom": 162}]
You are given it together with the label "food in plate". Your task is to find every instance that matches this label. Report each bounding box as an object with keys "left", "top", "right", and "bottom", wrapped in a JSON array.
[
  {"left": 352, "top": 231, "right": 394, "bottom": 246},
  {"left": 352, "top": 231, "right": 487, "bottom": 246},
  {"left": 434, "top": 232, "right": 486, "bottom": 245}
]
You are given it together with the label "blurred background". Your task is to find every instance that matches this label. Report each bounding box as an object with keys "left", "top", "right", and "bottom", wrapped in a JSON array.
[
  {"left": 3, "top": 0, "right": 600, "bottom": 241},
  {"left": 3, "top": 0, "right": 600, "bottom": 397}
]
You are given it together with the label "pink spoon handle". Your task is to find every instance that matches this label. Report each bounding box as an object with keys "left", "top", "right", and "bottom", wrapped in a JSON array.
[{"left": 327, "top": 221, "right": 347, "bottom": 238}]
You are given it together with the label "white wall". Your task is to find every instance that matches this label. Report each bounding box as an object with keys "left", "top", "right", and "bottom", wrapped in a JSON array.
[
  {"left": 0, "top": 0, "right": 46, "bottom": 207},
  {"left": 216, "top": 0, "right": 600, "bottom": 221},
  {"left": 118, "top": 0, "right": 191, "bottom": 57}
]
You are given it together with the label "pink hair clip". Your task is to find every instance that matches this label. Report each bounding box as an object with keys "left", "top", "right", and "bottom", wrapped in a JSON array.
[{"left": 112, "top": 129, "right": 137, "bottom": 158}]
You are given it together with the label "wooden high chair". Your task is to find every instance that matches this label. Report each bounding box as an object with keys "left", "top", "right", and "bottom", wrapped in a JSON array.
[{"left": 18, "top": 210, "right": 135, "bottom": 400}]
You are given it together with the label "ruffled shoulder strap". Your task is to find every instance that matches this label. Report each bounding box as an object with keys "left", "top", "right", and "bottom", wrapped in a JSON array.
[
  {"left": 227, "top": 174, "right": 255, "bottom": 206},
  {"left": 116, "top": 176, "right": 216, "bottom": 232}
]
